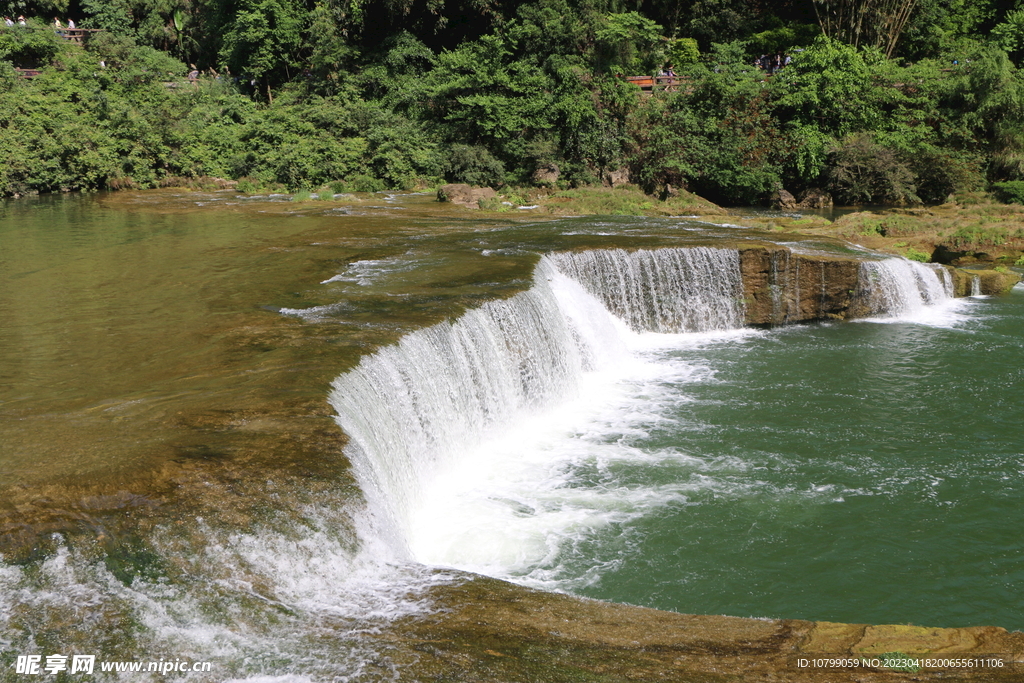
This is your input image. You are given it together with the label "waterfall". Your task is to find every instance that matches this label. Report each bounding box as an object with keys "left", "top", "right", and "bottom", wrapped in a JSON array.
[
  {"left": 971, "top": 275, "right": 982, "bottom": 297},
  {"left": 330, "top": 258, "right": 631, "bottom": 556},
  {"left": 856, "top": 259, "right": 953, "bottom": 317},
  {"left": 331, "top": 248, "right": 958, "bottom": 563},
  {"left": 331, "top": 247, "right": 746, "bottom": 558},
  {"left": 547, "top": 247, "right": 745, "bottom": 333}
]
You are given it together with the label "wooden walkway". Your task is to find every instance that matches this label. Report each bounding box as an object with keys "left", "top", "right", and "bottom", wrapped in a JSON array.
[
  {"left": 2, "top": 26, "right": 104, "bottom": 44},
  {"left": 625, "top": 75, "right": 685, "bottom": 95}
]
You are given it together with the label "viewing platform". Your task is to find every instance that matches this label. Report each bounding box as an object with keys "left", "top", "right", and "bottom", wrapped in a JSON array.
[
  {"left": 625, "top": 75, "right": 682, "bottom": 93},
  {"left": 2, "top": 25, "right": 105, "bottom": 44}
]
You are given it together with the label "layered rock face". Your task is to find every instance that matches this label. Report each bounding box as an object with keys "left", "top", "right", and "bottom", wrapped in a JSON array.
[
  {"left": 740, "top": 244, "right": 1019, "bottom": 325},
  {"left": 740, "top": 245, "right": 864, "bottom": 325}
]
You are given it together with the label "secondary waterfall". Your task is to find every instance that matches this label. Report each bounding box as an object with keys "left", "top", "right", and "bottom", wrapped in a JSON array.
[
  {"left": 857, "top": 258, "right": 953, "bottom": 317},
  {"left": 547, "top": 247, "right": 745, "bottom": 333}
]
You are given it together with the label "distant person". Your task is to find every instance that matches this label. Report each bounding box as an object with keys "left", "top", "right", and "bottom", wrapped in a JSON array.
[
  {"left": 188, "top": 65, "right": 199, "bottom": 85},
  {"left": 67, "top": 18, "right": 75, "bottom": 29},
  {"left": 17, "top": 15, "right": 26, "bottom": 25},
  {"left": 4, "top": 17, "right": 13, "bottom": 27}
]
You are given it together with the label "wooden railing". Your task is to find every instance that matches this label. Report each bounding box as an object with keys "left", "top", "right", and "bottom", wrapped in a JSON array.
[
  {"left": 625, "top": 75, "right": 684, "bottom": 93},
  {"left": 58, "top": 28, "right": 105, "bottom": 44},
  {"left": 2, "top": 25, "right": 105, "bottom": 44}
]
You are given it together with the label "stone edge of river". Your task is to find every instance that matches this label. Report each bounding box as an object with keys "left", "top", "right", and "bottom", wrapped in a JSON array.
[{"left": 385, "top": 574, "right": 1024, "bottom": 682}]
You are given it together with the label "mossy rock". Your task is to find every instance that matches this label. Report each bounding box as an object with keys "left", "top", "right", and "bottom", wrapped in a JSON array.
[{"left": 952, "top": 268, "right": 1021, "bottom": 296}]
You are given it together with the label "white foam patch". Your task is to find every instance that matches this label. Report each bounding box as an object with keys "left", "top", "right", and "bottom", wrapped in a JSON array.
[
  {"left": 320, "top": 255, "right": 423, "bottom": 285},
  {"left": 855, "top": 296, "right": 975, "bottom": 329},
  {"left": 403, "top": 325, "right": 766, "bottom": 591}
]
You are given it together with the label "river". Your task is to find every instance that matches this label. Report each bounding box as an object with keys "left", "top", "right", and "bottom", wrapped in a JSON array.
[{"left": 1, "top": 190, "right": 1021, "bottom": 680}]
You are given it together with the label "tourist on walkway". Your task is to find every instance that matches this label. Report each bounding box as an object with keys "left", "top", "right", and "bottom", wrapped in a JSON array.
[
  {"left": 17, "top": 15, "right": 26, "bottom": 25},
  {"left": 4, "top": 17, "right": 13, "bottom": 27},
  {"left": 67, "top": 18, "right": 75, "bottom": 29}
]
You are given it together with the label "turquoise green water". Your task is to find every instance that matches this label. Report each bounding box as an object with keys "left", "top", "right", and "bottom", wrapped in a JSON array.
[{"left": 556, "top": 292, "right": 1024, "bottom": 629}]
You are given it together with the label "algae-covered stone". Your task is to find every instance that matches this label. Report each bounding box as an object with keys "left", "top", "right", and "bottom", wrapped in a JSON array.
[{"left": 952, "top": 268, "right": 1022, "bottom": 296}]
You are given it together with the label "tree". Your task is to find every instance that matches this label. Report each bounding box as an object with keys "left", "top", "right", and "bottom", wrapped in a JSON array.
[{"left": 812, "top": 0, "right": 917, "bottom": 57}]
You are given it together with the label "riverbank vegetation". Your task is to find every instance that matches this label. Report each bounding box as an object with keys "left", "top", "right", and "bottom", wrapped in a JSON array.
[{"left": 4, "top": 0, "right": 1024, "bottom": 216}]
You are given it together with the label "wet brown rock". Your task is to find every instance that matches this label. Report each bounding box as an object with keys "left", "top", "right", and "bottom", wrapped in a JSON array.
[
  {"left": 798, "top": 188, "right": 834, "bottom": 209},
  {"left": 437, "top": 183, "right": 498, "bottom": 208},
  {"left": 392, "top": 576, "right": 1024, "bottom": 682},
  {"left": 952, "top": 268, "right": 1022, "bottom": 296},
  {"left": 772, "top": 189, "right": 799, "bottom": 210},
  {"left": 740, "top": 245, "right": 863, "bottom": 325}
]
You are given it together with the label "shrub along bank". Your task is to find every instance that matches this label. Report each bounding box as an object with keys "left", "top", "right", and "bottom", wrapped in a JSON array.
[{"left": 4, "top": 1, "right": 1024, "bottom": 209}]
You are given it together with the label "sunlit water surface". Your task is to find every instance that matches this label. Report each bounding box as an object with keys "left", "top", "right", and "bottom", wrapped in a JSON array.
[{"left": 2, "top": 191, "right": 1023, "bottom": 681}]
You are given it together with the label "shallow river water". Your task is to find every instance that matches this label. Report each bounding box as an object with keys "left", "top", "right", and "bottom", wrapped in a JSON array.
[{"left": 1, "top": 190, "right": 1022, "bottom": 679}]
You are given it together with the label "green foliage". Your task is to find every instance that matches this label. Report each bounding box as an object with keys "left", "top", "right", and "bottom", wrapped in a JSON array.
[
  {"left": 827, "top": 133, "right": 919, "bottom": 204},
  {"left": 904, "top": 247, "right": 931, "bottom": 262},
  {"left": 949, "top": 224, "right": 1015, "bottom": 249},
  {"left": 0, "top": 60, "right": 17, "bottom": 92},
  {"left": 3, "top": 0, "right": 1024, "bottom": 210},
  {"left": 0, "top": 23, "right": 66, "bottom": 66},
  {"left": 771, "top": 37, "right": 879, "bottom": 137},
  {"left": 992, "top": 10, "right": 1024, "bottom": 57},
  {"left": 442, "top": 144, "right": 505, "bottom": 186},
  {"left": 595, "top": 12, "right": 664, "bottom": 74},
  {"left": 748, "top": 23, "right": 819, "bottom": 55},
  {"left": 667, "top": 38, "right": 699, "bottom": 66},
  {"left": 219, "top": 0, "right": 306, "bottom": 94},
  {"left": 990, "top": 180, "right": 1024, "bottom": 204}
]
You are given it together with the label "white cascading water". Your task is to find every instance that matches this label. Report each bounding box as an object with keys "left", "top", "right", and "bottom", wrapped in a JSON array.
[
  {"left": 330, "top": 249, "right": 746, "bottom": 567},
  {"left": 330, "top": 257, "right": 632, "bottom": 557},
  {"left": 971, "top": 275, "right": 983, "bottom": 297},
  {"left": 547, "top": 247, "right": 745, "bottom": 332},
  {"left": 857, "top": 258, "right": 953, "bottom": 317},
  {"left": 331, "top": 249, "right": 957, "bottom": 578}
]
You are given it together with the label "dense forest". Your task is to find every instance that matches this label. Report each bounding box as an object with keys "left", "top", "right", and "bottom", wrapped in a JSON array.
[{"left": 3, "top": 0, "right": 1024, "bottom": 205}]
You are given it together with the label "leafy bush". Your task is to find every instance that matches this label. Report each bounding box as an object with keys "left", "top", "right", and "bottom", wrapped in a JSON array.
[
  {"left": 442, "top": 144, "right": 506, "bottom": 186},
  {"left": 990, "top": 181, "right": 1024, "bottom": 204},
  {"left": 667, "top": 38, "right": 699, "bottom": 66},
  {"left": 904, "top": 247, "right": 931, "bottom": 262},
  {"left": 827, "top": 134, "right": 918, "bottom": 204}
]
